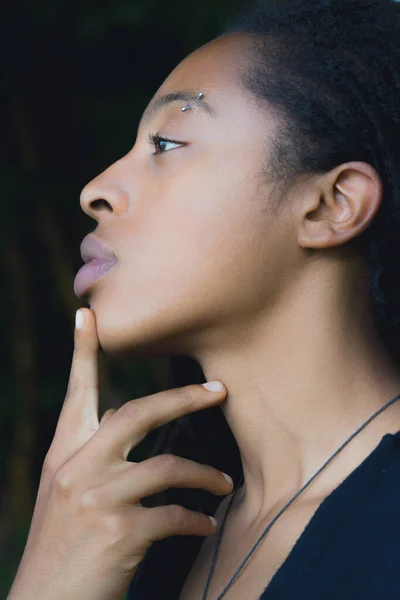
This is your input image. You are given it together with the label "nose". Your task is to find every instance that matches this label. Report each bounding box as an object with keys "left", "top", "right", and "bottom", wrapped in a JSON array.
[{"left": 80, "top": 161, "right": 130, "bottom": 220}]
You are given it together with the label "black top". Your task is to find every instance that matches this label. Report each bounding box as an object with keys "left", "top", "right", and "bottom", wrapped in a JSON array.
[{"left": 128, "top": 428, "right": 400, "bottom": 599}]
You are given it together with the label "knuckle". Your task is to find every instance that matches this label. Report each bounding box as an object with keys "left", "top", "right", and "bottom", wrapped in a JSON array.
[
  {"left": 42, "top": 452, "right": 59, "bottom": 478},
  {"left": 177, "top": 385, "right": 198, "bottom": 406},
  {"left": 84, "top": 383, "right": 100, "bottom": 394},
  {"left": 79, "top": 487, "right": 101, "bottom": 510},
  {"left": 66, "top": 378, "right": 99, "bottom": 399},
  {"left": 119, "top": 399, "right": 146, "bottom": 423},
  {"left": 53, "top": 466, "right": 73, "bottom": 494},
  {"left": 165, "top": 504, "right": 189, "bottom": 527},
  {"left": 101, "top": 513, "right": 127, "bottom": 545},
  {"left": 155, "top": 453, "right": 182, "bottom": 472}
]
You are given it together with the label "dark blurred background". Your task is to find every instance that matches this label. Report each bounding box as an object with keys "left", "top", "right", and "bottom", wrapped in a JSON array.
[
  {"left": 2, "top": 0, "right": 400, "bottom": 596},
  {"left": 0, "top": 0, "right": 247, "bottom": 594}
]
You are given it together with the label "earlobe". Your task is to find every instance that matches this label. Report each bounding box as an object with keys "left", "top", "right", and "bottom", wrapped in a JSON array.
[{"left": 297, "top": 161, "right": 383, "bottom": 250}]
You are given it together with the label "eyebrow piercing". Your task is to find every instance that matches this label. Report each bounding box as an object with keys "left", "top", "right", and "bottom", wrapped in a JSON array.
[{"left": 181, "top": 91, "right": 205, "bottom": 112}]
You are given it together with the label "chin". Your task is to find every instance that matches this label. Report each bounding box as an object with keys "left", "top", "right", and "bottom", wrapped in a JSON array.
[
  {"left": 88, "top": 297, "right": 200, "bottom": 361},
  {"left": 94, "top": 316, "right": 163, "bottom": 360}
]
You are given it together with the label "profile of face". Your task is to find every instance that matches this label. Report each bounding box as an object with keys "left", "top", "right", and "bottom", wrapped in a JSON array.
[{"left": 76, "top": 32, "right": 305, "bottom": 360}]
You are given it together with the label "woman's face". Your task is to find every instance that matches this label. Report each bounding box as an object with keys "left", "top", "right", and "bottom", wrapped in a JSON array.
[{"left": 78, "top": 32, "right": 296, "bottom": 359}]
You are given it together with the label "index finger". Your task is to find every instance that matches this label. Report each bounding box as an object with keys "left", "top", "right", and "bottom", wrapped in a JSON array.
[
  {"left": 51, "top": 308, "right": 100, "bottom": 461},
  {"left": 92, "top": 382, "right": 227, "bottom": 461}
]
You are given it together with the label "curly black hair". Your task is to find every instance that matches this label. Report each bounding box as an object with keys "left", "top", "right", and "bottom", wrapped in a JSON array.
[{"left": 128, "top": 1, "right": 400, "bottom": 597}]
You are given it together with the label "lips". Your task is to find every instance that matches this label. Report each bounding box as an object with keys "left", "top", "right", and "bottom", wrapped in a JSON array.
[
  {"left": 80, "top": 234, "right": 117, "bottom": 264},
  {"left": 74, "top": 234, "right": 117, "bottom": 298}
]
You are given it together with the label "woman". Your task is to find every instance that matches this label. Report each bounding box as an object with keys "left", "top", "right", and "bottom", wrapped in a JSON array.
[{"left": 9, "top": 0, "right": 400, "bottom": 599}]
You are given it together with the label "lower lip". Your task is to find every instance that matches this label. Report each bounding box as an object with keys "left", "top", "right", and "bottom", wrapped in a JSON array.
[{"left": 74, "top": 259, "right": 117, "bottom": 297}]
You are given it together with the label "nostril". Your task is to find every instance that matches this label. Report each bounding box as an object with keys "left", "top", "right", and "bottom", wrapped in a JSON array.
[{"left": 90, "top": 198, "right": 112, "bottom": 211}]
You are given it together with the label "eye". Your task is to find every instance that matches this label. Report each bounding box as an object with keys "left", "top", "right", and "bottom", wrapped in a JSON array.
[{"left": 148, "top": 132, "right": 184, "bottom": 155}]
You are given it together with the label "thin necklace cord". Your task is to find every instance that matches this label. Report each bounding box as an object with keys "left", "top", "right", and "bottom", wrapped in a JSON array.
[{"left": 201, "top": 391, "right": 400, "bottom": 600}]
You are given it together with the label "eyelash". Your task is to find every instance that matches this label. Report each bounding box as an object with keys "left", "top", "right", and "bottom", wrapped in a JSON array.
[{"left": 147, "top": 132, "right": 184, "bottom": 155}]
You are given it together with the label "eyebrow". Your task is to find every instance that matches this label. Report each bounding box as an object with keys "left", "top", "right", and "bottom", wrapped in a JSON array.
[{"left": 140, "top": 90, "right": 217, "bottom": 127}]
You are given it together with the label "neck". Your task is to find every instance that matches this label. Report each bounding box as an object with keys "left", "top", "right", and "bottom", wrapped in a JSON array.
[{"left": 195, "top": 264, "right": 400, "bottom": 524}]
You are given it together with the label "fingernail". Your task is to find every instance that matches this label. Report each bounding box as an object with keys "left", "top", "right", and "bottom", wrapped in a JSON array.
[
  {"left": 222, "top": 472, "right": 234, "bottom": 485},
  {"left": 208, "top": 516, "right": 218, "bottom": 527},
  {"left": 202, "top": 381, "right": 224, "bottom": 392},
  {"left": 75, "top": 309, "right": 84, "bottom": 329}
]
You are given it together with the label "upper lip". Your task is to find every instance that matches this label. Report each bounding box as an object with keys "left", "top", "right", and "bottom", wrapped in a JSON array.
[{"left": 80, "top": 234, "right": 117, "bottom": 264}]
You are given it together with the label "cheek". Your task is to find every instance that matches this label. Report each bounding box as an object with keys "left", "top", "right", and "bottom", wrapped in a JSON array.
[
  {"left": 148, "top": 155, "right": 265, "bottom": 284},
  {"left": 91, "top": 155, "right": 274, "bottom": 354}
]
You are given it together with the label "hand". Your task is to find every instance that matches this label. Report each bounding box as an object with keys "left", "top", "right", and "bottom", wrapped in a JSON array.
[{"left": 7, "top": 308, "right": 233, "bottom": 600}]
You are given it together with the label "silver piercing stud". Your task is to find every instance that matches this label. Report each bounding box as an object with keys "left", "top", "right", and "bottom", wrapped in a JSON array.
[{"left": 181, "top": 93, "right": 204, "bottom": 112}]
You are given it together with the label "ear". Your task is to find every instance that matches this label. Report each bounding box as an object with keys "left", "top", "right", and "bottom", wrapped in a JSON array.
[{"left": 297, "top": 162, "right": 383, "bottom": 250}]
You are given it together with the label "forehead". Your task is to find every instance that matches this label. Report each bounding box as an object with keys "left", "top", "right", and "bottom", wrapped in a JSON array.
[
  {"left": 146, "top": 32, "right": 258, "bottom": 118},
  {"left": 162, "top": 32, "right": 253, "bottom": 90}
]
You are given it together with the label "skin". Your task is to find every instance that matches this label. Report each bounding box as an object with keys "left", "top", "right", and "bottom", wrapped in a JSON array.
[{"left": 79, "top": 31, "right": 400, "bottom": 539}]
